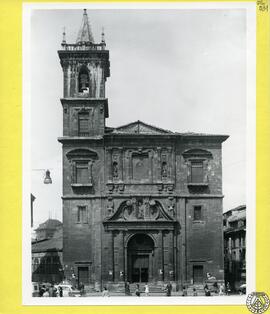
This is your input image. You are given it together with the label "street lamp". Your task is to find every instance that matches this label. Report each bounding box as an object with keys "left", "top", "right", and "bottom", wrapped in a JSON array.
[
  {"left": 44, "top": 170, "right": 52, "bottom": 184},
  {"left": 32, "top": 168, "right": 53, "bottom": 184}
]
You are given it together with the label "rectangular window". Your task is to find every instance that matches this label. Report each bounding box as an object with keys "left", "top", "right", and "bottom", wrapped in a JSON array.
[
  {"left": 191, "top": 161, "right": 204, "bottom": 183},
  {"left": 76, "top": 161, "right": 89, "bottom": 184},
  {"left": 77, "top": 206, "right": 87, "bottom": 223},
  {"left": 78, "top": 112, "right": 89, "bottom": 136},
  {"left": 193, "top": 206, "right": 202, "bottom": 221}
]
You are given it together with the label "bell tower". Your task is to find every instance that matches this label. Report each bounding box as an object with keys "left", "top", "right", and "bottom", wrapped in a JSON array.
[{"left": 58, "top": 9, "right": 110, "bottom": 136}]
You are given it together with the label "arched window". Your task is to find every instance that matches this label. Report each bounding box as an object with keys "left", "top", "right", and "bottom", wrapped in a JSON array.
[{"left": 78, "top": 67, "right": 90, "bottom": 92}]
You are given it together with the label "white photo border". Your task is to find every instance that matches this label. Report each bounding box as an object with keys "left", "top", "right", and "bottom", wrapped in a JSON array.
[{"left": 22, "top": 1, "right": 256, "bottom": 306}]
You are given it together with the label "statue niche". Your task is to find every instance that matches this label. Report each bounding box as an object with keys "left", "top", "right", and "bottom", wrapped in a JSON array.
[
  {"left": 112, "top": 161, "right": 118, "bottom": 179},
  {"left": 161, "top": 161, "right": 168, "bottom": 179}
]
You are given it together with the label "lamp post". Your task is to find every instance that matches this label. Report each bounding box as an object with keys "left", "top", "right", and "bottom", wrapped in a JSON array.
[{"left": 31, "top": 168, "right": 53, "bottom": 228}]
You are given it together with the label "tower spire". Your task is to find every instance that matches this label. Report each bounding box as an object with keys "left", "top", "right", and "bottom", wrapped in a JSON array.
[{"left": 76, "top": 9, "right": 94, "bottom": 44}]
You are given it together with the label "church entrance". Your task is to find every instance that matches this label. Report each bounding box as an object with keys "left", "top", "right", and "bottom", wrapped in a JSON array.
[{"left": 127, "top": 234, "right": 154, "bottom": 283}]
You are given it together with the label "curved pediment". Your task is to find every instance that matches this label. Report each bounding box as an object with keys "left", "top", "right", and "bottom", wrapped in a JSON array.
[{"left": 106, "top": 198, "right": 174, "bottom": 222}]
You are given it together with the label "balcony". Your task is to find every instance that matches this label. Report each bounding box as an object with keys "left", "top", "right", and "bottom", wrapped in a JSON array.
[{"left": 61, "top": 42, "right": 106, "bottom": 51}]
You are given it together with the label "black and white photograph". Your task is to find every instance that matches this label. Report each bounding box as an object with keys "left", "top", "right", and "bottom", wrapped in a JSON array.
[{"left": 23, "top": 3, "right": 256, "bottom": 305}]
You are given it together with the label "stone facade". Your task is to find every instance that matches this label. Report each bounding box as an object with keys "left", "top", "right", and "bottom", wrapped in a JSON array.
[{"left": 58, "top": 10, "right": 228, "bottom": 289}]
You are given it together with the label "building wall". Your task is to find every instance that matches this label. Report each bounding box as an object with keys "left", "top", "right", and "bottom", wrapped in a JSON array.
[
  {"left": 61, "top": 136, "right": 225, "bottom": 287},
  {"left": 223, "top": 206, "right": 246, "bottom": 291}
]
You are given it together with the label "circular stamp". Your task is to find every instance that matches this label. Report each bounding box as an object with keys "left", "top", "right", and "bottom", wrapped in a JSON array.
[{"left": 246, "top": 292, "right": 270, "bottom": 314}]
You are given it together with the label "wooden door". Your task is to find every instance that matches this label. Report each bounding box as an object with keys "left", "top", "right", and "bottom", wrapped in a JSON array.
[{"left": 193, "top": 265, "right": 204, "bottom": 284}]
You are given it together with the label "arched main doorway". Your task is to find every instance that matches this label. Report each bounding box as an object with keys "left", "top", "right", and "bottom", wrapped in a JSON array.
[{"left": 127, "top": 234, "right": 154, "bottom": 283}]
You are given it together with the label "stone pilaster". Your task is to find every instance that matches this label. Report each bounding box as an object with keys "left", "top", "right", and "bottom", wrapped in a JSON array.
[
  {"left": 156, "top": 230, "right": 164, "bottom": 282},
  {"left": 157, "top": 147, "right": 162, "bottom": 181},
  {"left": 114, "top": 231, "right": 125, "bottom": 282},
  {"left": 106, "top": 148, "right": 113, "bottom": 182}
]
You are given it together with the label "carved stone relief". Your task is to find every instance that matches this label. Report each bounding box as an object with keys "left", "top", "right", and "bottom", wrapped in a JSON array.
[
  {"left": 105, "top": 198, "right": 174, "bottom": 222},
  {"left": 106, "top": 197, "right": 114, "bottom": 217},
  {"left": 123, "top": 198, "right": 159, "bottom": 220},
  {"left": 167, "top": 197, "right": 176, "bottom": 217}
]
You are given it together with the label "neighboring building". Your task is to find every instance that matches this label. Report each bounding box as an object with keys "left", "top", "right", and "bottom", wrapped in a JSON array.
[
  {"left": 223, "top": 205, "right": 246, "bottom": 291},
  {"left": 31, "top": 193, "right": 36, "bottom": 228},
  {"left": 34, "top": 218, "right": 62, "bottom": 241},
  {"left": 32, "top": 227, "right": 63, "bottom": 283},
  {"left": 58, "top": 10, "right": 228, "bottom": 289}
]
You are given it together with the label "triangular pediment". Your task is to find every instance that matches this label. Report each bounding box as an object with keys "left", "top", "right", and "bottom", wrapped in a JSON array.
[{"left": 112, "top": 120, "right": 173, "bottom": 135}]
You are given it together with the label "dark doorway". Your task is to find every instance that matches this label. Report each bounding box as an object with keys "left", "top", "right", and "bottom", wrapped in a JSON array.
[
  {"left": 193, "top": 265, "right": 204, "bottom": 284},
  {"left": 127, "top": 234, "right": 154, "bottom": 283},
  {"left": 78, "top": 266, "right": 89, "bottom": 285}
]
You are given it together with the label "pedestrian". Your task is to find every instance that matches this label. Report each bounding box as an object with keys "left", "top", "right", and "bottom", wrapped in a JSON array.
[
  {"left": 58, "top": 286, "right": 63, "bottom": 297},
  {"left": 193, "top": 287, "right": 197, "bottom": 296},
  {"left": 39, "top": 285, "right": 46, "bottom": 297},
  {"left": 52, "top": 286, "right": 58, "bottom": 297},
  {"left": 182, "top": 285, "right": 187, "bottom": 296},
  {"left": 219, "top": 283, "right": 225, "bottom": 296},
  {"left": 48, "top": 284, "right": 54, "bottom": 297},
  {"left": 144, "top": 283, "right": 149, "bottom": 296},
  {"left": 43, "top": 288, "right": 49, "bottom": 297},
  {"left": 213, "top": 281, "right": 218, "bottom": 294},
  {"left": 135, "top": 284, "right": 140, "bottom": 297},
  {"left": 165, "top": 282, "right": 172, "bottom": 296},
  {"left": 204, "top": 283, "right": 211, "bottom": 296},
  {"left": 226, "top": 282, "right": 231, "bottom": 295},
  {"left": 79, "top": 282, "right": 85, "bottom": 296},
  {"left": 125, "top": 282, "right": 131, "bottom": 296},
  {"left": 102, "top": 286, "right": 110, "bottom": 297}
]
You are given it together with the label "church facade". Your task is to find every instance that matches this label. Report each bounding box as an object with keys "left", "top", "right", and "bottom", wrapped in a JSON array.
[{"left": 58, "top": 10, "right": 228, "bottom": 289}]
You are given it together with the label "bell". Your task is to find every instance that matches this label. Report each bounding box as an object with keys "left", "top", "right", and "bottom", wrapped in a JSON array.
[{"left": 44, "top": 170, "right": 52, "bottom": 184}]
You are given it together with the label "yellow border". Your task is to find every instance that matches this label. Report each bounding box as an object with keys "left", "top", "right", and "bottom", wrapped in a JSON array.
[{"left": 0, "top": 0, "right": 269, "bottom": 313}]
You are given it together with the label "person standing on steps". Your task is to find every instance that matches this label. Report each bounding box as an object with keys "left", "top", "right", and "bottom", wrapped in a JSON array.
[
  {"left": 135, "top": 284, "right": 141, "bottom": 297},
  {"left": 144, "top": 283, "right": 149, "bottom": 296},
  {"left": 102, "top": 286, "right": 110, "bottom": 297},
  {"left": 165, "top": 282, "right": 172, "bottom": 296},
  {"left": 125, "top": 282, "right": 131, "bottom": 296}
]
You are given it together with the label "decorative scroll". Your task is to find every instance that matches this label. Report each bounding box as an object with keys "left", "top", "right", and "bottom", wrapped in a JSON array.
[{"left": 106, "top": 198, "right": 174, "bottom": 222}]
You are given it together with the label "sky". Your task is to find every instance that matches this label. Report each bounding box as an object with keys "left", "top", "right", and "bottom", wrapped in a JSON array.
[{"left": 30, "top": 8, "right": 248, "bottom": 229}]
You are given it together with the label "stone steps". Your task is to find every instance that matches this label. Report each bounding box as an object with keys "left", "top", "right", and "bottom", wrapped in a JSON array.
[{"left": 129, "top": 283, "right": 165, "bottom": 293}]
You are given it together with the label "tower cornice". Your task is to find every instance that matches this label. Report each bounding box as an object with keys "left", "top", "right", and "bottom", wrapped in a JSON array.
[{"left": 60, "top": 98, "right": 108, "bottom": 118}]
